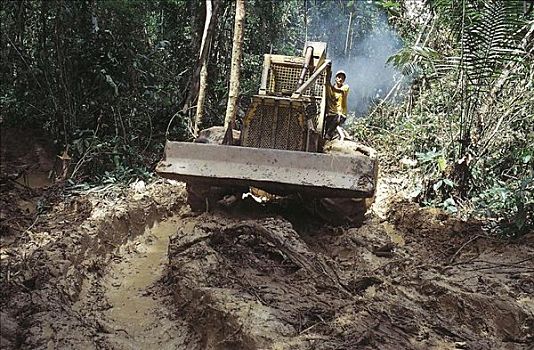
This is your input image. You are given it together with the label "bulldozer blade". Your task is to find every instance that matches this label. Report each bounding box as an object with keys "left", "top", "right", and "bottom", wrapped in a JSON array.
[{"left": 156, "top": 141, "right": 377, "bottom": 198}]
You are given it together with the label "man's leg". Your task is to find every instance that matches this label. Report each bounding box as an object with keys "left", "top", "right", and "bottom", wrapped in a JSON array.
[
  {"left": 336, "top": 114, "right": 347, "bottom": 141},
  {"left": 324, "top": 114, "right": 337, "bottom": 139},
  {"left": 336, "top": 126, "right": 344, "bottom": 141}
]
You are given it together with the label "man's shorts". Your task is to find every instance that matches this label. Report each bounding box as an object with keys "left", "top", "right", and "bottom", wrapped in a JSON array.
[
  {"left": 324, "top": 114, "right": 347, "bottom": 139},
  {"left": 326, "top": 113, "right": 346, "bottom": 126}
]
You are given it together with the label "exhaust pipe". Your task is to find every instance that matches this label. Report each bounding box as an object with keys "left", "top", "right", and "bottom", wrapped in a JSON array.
[{"left": 296, "top": 46, "right": 314, "bottom": 89}]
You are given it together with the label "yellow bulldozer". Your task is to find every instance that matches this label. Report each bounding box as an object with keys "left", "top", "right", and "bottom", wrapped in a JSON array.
[{"left": 157, "top": 42, "right": 378, "bottom": 223}]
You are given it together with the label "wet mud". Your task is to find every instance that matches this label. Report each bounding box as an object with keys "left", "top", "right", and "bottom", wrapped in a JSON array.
[
  {"left": 0, "top": 178, "right": 190, "bottom": 349},
  {"left": 1, "top": 162, "right": 532, "bottom": 349},
  {"left": 2, "top": 65, "right": 533, "bottom": 347},
  {"left": 73, "top": 215, "right": 200, "bottom": 350},
  {"left": 165, "top": 200, "right": 533, "bottom": 349}
]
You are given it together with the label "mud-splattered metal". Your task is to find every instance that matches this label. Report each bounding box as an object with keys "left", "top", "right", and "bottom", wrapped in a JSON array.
[{"left": 156, "top": 141, "right": 377, "bottom": 198}]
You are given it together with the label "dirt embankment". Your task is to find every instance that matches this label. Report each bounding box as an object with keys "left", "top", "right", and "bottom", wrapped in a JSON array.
[{"left": 165, "top": 200, "right": 533, "bottom": 349}]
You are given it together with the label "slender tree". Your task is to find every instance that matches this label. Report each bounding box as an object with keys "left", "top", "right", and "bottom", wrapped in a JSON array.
[
  {"left": 224, "top": 0, "right": 245, "bottom": 129},
  {"left": 344, "top": 10, "right": 353, "bottom": 56},
  {"left": 182, "top": 1, "right": 215, "bottom": 115},
  {"left": 194, "top": 0, "right": 219, "bottom": 135}
]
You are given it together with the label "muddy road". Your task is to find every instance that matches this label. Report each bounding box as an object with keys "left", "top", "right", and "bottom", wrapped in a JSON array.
[
  {"left": 1, "top": 172, "right": 532, "bottom": 350},
  {"left": 164, "top": 200, "right": 533, "bottom": 349},
  {"left": 0, "top": 131, "right": 532, "bottom": 349}
]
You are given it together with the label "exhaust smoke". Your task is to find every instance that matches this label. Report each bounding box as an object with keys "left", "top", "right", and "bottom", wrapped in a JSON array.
[
  {"left": 333, "top": 26, "right": 403, "bottom": 116},
  {"left": 306, "top": 1, "right": 404, "bottom": 116}
]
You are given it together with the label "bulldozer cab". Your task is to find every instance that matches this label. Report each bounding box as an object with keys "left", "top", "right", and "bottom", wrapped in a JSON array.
[{"left": 241, "top": 42, "right": 331, "bottom": 153}]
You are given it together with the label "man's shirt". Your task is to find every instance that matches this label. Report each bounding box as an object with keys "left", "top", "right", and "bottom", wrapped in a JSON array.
[{"left": 327, "top": 83, "right": 349, "bottom": 115}]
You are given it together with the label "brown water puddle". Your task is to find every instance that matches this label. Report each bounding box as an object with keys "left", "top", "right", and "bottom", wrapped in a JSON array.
[{"left": 100, "top": 216, "right": 197, "bottom": 349}]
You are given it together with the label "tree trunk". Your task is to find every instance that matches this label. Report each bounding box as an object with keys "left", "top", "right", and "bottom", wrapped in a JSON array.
[
  {"left": 344, "top": 11, "right": 353, "bottom": 57},
  {"left": 182, "top": 0, "right": 219, "bottom": 116},
  {"left": 16, "top": 1, "right": 25, "bottom": 48},
  {"left": 224, "top": 0, "right": 245, "bottom": 129},
  {"left": 194, "top": 0, "right": 214, "bottom": 136},
  {"left": 195, "top": 62, "right": 209, "bottom": 135},
  {"left": 40, "top": 0, "right": 48, "bottom": 56},
  {"left": 304, "top": 0, "right": 308, "bottom": 42}
]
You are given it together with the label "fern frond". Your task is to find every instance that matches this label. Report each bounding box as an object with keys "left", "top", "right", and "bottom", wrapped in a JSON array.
[
  {"left": 436, "top": 0, "right": 526, "bottom": 92},
  {"left": 463, "top": 2, "right": 515, "bottom": 80}
]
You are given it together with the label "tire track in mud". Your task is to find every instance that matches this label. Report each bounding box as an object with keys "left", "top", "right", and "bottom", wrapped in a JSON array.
[
  {"left": 1, "top": 181, "right": 199, "bottom": 349},
  {"left": 77, "top": 216, "right": 200, "bottom": 349}
]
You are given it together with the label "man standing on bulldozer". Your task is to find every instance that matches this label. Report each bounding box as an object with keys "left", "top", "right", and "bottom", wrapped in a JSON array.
[{"left": 325, "top": 69, "right": 350, "bottom": 141}]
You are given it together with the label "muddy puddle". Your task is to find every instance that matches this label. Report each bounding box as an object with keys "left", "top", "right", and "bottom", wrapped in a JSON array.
[
  {"left": 15, "top": 171, "right": 53, "bottom": 189},
  {"left": 0, "top": 178, "right": 192, "bottom": 349},
  {"left": 104, "top": 219, "right": 177, "bottom": 333},
  {"left": 74, "top": 216, "right": 200, "bottom": 349}
]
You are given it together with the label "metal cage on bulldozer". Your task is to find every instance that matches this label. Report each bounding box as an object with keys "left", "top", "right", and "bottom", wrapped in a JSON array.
[{"left": 241, "top": 42, "right": 329, "bottom": 153}]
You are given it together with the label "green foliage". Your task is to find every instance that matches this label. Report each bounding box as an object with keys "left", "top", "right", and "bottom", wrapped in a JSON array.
[
  {"left": 1, "top": 0, "right": 196, "bottom": 181},
  {"left": 388, "top": 44, "right": 440, "bottom": 75},
  {"left": 414, "top": 149, "right": 457, "bottom": 212},
  {"left": 474, "top": 172, "right": 533, "bottom": 237},
  {"left": 437, "top": 0, "right": 525, "bottom": 95},
  {"left": 69, "top": 129, "right": 152, "bottom": 183},
  {"left": 357, "top": 0, "right": 533, "bottom": 235},
  {"left": 1, "top": 0, "right": 531, "bottom": 237}
]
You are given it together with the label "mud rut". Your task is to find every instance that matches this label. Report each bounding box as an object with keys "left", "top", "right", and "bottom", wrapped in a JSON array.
[
  {"left": 73, "top": 216, "right": 199, "bottom": 349},
  {"left": 1, "top": 181, "right": 533, "bottom": 350}
]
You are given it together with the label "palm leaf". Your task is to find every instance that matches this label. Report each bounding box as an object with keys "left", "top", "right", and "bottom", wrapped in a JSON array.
[
  {"left": 433, "top": 0, "right": 525, "bottom": 96},
  {"left": 462, "top": 1, "right": 523, "bottom": 89}
]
